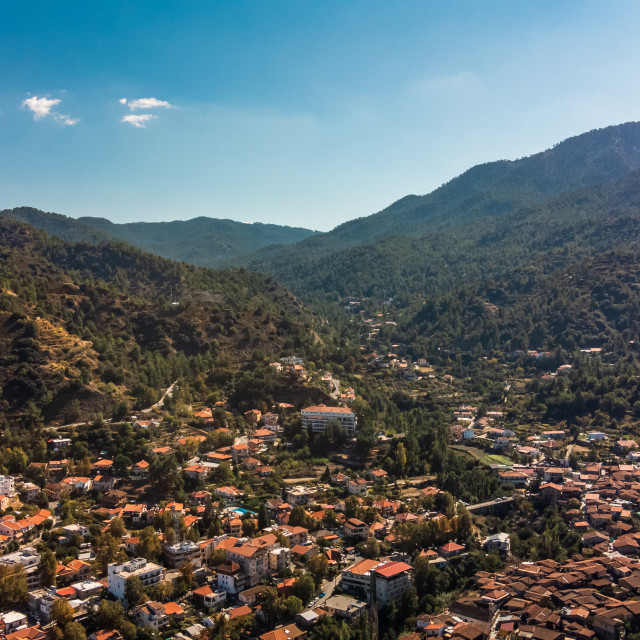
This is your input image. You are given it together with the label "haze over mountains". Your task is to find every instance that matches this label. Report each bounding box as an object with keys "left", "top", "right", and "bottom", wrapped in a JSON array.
[{"left": 0, "top": 208, "right": 319, "bottom": 268}]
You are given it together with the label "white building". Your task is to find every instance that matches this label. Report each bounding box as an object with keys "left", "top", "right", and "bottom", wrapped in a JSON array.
[
  {"left": 301, "top": 405, "right": 357, "bottom": 435},
  {"left": 0, "top": 476, "right": 16, "bottom": 497},
  {"left": 285, "top": 486, "right": 315, "bottom": 505},
  {"left": 164, "top": 541, "right": 202, "bottom": 568},
  {"left": 0, "top": 547, "right": 41, "bottom": 590},
  {"left": 341, "top": 558, "right": 412, "bottom": 608},
  {"left": 107, "top": 558, "right": 164, "bottom": 603},
  {"left": 268, "top": 547, "right": 291, "bottom": 572},
  {"left": 483, "top": 532, "right": 511, "bottom": 557}
]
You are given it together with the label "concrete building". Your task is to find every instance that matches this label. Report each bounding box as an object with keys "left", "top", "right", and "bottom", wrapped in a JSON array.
[
  {"left": 341, "top": 558, "right": 412, "bottom": 607},
  {"left": 301, "top": 405, "right": 357, "bottom": 435},
  {"left": 226, "top": 544, "right": 269, "bottom": 587},
  {"left": 0, "top": 547, "right": 41, "bottom": 590},
  {"left": 107, "top": 558, "right": 164, "bottom": 603},
  {"left": 217, "top": 561, "right": 246, "bottom": 595},
  {"left": 483, "top": 532, "right": 511, "bottom": 557},
  {"left": 164, "top": 541, "right": 202, "bottom": 568},
  {"left": 0, "top": 476, "right": 15, "bottom": 498},
  {"left": 285, "top": 486, "right": 315, "bottom": 506}
]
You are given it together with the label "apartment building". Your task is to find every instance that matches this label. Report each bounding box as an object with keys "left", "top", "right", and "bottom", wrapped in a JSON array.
[
  {"left": 301, "top": 405, "right": 357, "bottom": 435},
  {"left": 164, "top": 541, "right": 202, "bottom": 568},
  {"left": 107, "top": 558, "right": 164, "bottom": 603},
  {"left": 226, "top": 543, "right": 269, "bottom": 587},
  {"left": 0, "top": 476, "right": 16, "bottom": 497},
  {"left": 0, "top": 547, "right": 41, "bottom": 591}
]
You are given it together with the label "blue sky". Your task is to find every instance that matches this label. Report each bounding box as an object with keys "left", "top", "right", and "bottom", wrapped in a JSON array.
[{"left": 2, "top": 1, "right": 640, "bottom": 231}]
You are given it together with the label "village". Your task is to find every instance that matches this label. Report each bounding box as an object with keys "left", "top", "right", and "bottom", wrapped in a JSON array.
[{"left": 1, "top": 350, "right": 640, "bottom": 640}]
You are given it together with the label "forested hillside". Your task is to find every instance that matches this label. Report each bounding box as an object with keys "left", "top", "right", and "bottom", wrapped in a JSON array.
[
  {"left": 0, "top": 207, "right": 319, "bottom": 268},
  {"left": 0, "top": 219, "right": 332, "bottom": 424},
  {"left": 249, "top": 122, "right": 640, "bottom": 292}
]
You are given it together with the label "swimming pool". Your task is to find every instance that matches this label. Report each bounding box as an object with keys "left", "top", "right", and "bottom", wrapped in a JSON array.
[{"left": 233, "top": 507, "right": 256, "bottom": 516}]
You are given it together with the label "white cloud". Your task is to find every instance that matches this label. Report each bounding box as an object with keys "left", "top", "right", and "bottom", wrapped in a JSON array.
[
  {"left": 120, "top": 97, "right": 172, "bottom": 110},
  {"left": 121, "top": 113, "right": 157, "bottom": 128},
  {"left": 23, "top": 96, "right": 60, "bottom": 120},
  {"left": 22, "top": 95, "right": 79, "bottom": 125}
]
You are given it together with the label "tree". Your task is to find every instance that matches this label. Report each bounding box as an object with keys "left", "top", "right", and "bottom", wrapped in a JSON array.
[
  {"left": 307, "top": 553, "right": 329, "bottom": 586},
  {"left": 258, "top": 503, "right": 271, "bottom": 530},
  {"left": 260, "top": 587, "right": 283, "bottom": 627},
  {"left": 95, "top": 533, "right": 123, "bottom": 573},
  {"left": 51, "top": 599, "right": 74, "bottom": 629},
  {"left": 207, "top": 549, "right": 227, "bottom": 568},
  {"left": 293, "top": 574, "right": 315, "bottom": 605},
  {"left": 148, "top": 581, "right": 174, "bottom": 602},
  {"left": 137, "top": 526, "right": 162, "bottom": 561},
  {"left": 39, "top": 549, "right": 57, "bottom": 587},
  {"left": 396, "top": 442, "right": 407, "bottom": 477},
  {"left": 63, "top": 623, "right": 86, "bottom": 640},
  {"left": 283, "top": 595, "right": 303, "bottom": 618},
  {"left": 242, "top": 518, "right": 258, "bottom": 537},
  {"left": 109, "top": 517, "right": 126, "bottom": 539},
  {"left": 125, "top": 576, "right": 147, "bottom": 608},
  {"left": 95, "top": 600, "right": 125, "bottom": 630},
  {"left": 0, "top": 564, "right": 27, "bottom": 606},
  {"left": 175, "top": 560, "right": 195, "bottom": 596}
]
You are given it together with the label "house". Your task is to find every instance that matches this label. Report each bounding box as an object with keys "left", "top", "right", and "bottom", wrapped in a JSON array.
[
  {"left": 91, "top": 459, "right": 114, "bottom": 475},
  {"left": 215, "top": 486, "right": 244, "bottom": 502},
  {"left": 483, "top": 533, "right": 510, "bottom": 557},
  {"left": 0, "top": 547, "right": 42, "bottom": 590},
  {"left": 259, "top": 624, "right": 306, "bottom": 640},
  {"left": 192, "top": 584, "right": 227, "bottom": 609},
  {"left": 19, "top": 483, "right": 40, "bottom": 503},
  {"left": 122, "top": 504, "right": 147, "bottom": 524},
  {"left": 285, "top": 486, "right": 315, "bottom": 505},
  {"left": 347, "top": 478, "right": 371, "bottom": 496},
  {"left": 279, "top": 525, "right": 309, "bottom": 547},
  {"left": 254, "top": 429, "right": 277, "bottom": 444},
  {"left": 440, "top": 542, "right": 465, "bottom": 558},
  {"left": 498, "top": 471, "right": 529, "bottom": 488},
  {"left": 323, "top": 595, "right": 367, "bottom": 621},
  {"left": 344, "top": 518, "right": 369, "bottom": 540},
  {"left": 93, "top": 475, "right": 116, "bottom": 492},
  {"left": 164, "top": 541, "right": 202, "bottom": 568},
  {"left": 130, "top": 460, "right": 150, "bottom": 477},
  {"left": 61, "top": 476, "right": 93, "bottom": 493},
  {"left": 616, "top": 440, "right": 638, "bottom": 454},
  {"left": 132, "top": 601, "right": 184, "bottom": 630},
  {"left": 217, "top": 562, "right": 246, "bottom": 594}
]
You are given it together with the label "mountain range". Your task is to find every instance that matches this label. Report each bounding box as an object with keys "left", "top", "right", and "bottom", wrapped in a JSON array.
[
  {"left": 0, "top": 208, "right": 319, "bottom": 268},
  {"left": 4, "top": 121, "right": 640, "bottom": 359}
]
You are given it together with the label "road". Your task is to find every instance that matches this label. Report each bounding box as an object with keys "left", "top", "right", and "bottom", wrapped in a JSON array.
[
  {"left": 466, "top": 496, "right": 515, "bottom": 514},
  {"left": 142, "top": 380, "right": 178, "bottom": 413}
]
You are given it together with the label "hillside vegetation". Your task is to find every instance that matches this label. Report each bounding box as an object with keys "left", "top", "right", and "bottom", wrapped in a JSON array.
[
  {"left": 0, "top": 207, "right": 319, "bottom": 268},
  {"left": 0, "top": 219, "right": 331, "bottom": 424}
]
